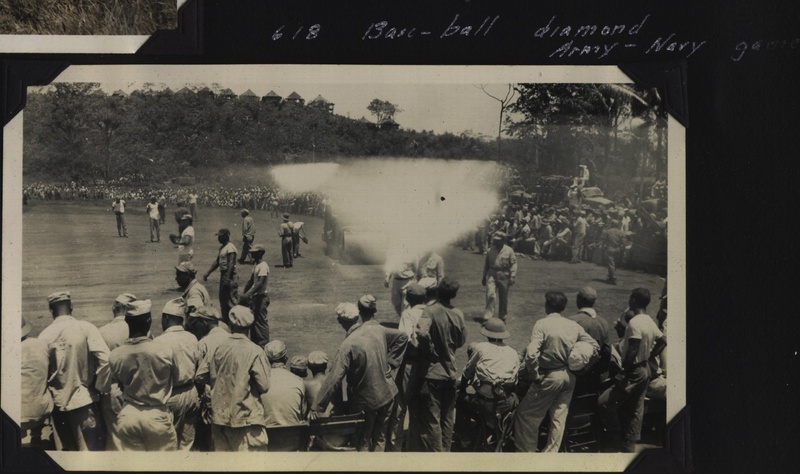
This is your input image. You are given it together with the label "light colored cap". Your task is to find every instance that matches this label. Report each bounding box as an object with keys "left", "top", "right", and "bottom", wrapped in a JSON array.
[
  {"left": 47, "top": 291, "right": 71, "bottom": 305},
  {"left": 289, "top": 355, "right": 308, "bottom": 371},
  {"left": 578, "top": 286, "right": 598, "bottom": 302},
  {"left": 417, "top": 277, "right": 438, "bottom": 290},
  {"left": 228, "top": 305, "right": 255, "bottom": 328},
  {"left": 406, "top": 283, "right": 426, "bottom": 297},
  {"left": 480, "top": 318, "right": 511, "bottom": 339},
  {"left": 189, "top": 305, "right": 222, "bottom": 321},
  {"left": 175, "top": 262, "right": 198, "bottom": 275},
  {"left": 308, "top": 351, "right": 328, "bottom": 366},
  {"left": 126, "top": 299, "right": 152, "bottom": 317},
  {"left": 249, "top": 244, "right": 266, "bottom": 253},
  {"left": 358, "top": 294, "right": 377, "bottom": 311},
  {"left": 115, "top": 293, "right": 138, "bottom": 305},
  {"left": 266, "top": 340, "right": 287, "bottom": 361},
  {"left": 241, "top": 209, "right": 249, "bottom": 215},
  {"left": 162, "top": 298, "right": 187, "bottom": 318},
  {"left": 180, "top": 214, "right": 193, "bottom": 220},
  {"left": 335, "top": 302, "right": 360, "bottom": 321}
]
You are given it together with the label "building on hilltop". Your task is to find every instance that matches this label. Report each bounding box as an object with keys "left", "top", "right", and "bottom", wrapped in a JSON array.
[
  {"left": 240, "top": 89, "right": 259, "bottom": 102},
  {"left": 379, "top": 117, "right": 400, "bottom": 131},
  {"left": 283, "top": 91, "right": 305, "bottom": 107},
  {"left": 308, "top": 94, "right": 334, "bottom": 114},
  {"left": 262, "top": 90, "right": 282, "bottom": 107},
  {"left": 111, "top": 89, "right": 127, "bottom": 98}
]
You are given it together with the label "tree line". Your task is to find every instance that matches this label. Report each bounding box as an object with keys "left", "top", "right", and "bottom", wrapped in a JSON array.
[{"left": 23, "top": 82, "right": 666, "bottom": 196}]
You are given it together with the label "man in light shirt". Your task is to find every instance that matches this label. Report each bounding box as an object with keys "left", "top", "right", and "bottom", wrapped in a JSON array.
[
  {"left": 38, "top": 291, "right": 110, "bottom": 451},
  {"left": 21, "top": 316, "right": 55, "bottom": 449},
  {"left": 482, "top": 232, "right": 518, "bottom": 321},
  {"left": 170, "top": 214, "right": 195, "bottom": 264},
  {"left": 292, "top": 220, "right": 307, "bottom": 258},
  {"left": 262, "top": 340, "right": 307, "bottom": 427},
  {"left": 239, "top": 209, "right": 255, "bottom": 264},
  {"left": 112, "top": 197, "right": 128, "bottom": 237},
  {"left": 187, "top": 191, "right": 199, "bottom": 221},
  {"left": 240, "top": 244, "right": 270, "bottom": 347},
  {"left": 146, "top": 196, "right": 161, "bottom": 243},
  {"left": 384, "top": 244, "right": 418, "bottom": 317},
  {"left": 203, "top": 228, "right": 239, "bottom": 321}
]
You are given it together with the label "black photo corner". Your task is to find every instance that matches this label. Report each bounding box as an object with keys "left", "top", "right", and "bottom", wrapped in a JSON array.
[{"left": 2, "top": 0, "right": 799, "bottom": 472}]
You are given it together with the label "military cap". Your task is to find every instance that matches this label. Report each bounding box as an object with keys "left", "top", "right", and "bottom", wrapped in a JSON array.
[
  {"left": 22, "top": 316, "right": 33, "bottom": 338},
  {"left": 480, "top": 318, "right": 511, "bottom": 339},
  {"left": 126, "top": 299, "right": 152, "bottom": 318},
  {"left": 290, "top": 355, "right": 309, "bottom": 371},
  {"left": 241, "top": 209, "right": 250, "bottom": 215},
  {"left": 438, "top": 277, "right": 460, "bottom": 294},
  {"left": 175, "top": 262, "right": 198, "bottom": 275},
  {"left": 189, "top": 305, "right": 222, "bottom": 321},
  {"left": 308, "top": 351, "right": 328, "bottom": 367},
  {"left": 406, "top": 283, "right": 426, "bottom": 297},
  {"left": 249, "top": 244, "right": 266, "bottom": 254},
  {"left": 282, "top": 213, "right": 290, "bottom": 220},
  {"left": 180, "top": 214, "right": 193, "bottom": 221},
  {"left": 162, "top": 298, "right": 187, "bottom": 318},
  {"left": 358, "top": 294, "right": 377, "bottom": 312},
  {"left": 335, "top": 302, "right": 360, "bottom": 321},
  {"left": 215, "top": 228, "right": 231, "bottom": 237},
  {"left": 47, "top": 291, "right": 71, "bottom": 305},
  {"left": 578, "top": 286, "right": 598, "bottom": 303},
  {"left": 492, "top": 232, "right": 506, "bottom": 241},
  {"left": 266, "top": 340, "right": 287, "bottom": 361},
  {"left": 417, "top": 277, "right": 438, "bottom": 290},
  {"left": 115, "top": 293, "right": 137, "bottom": 305},
  {"left": 228, "top": 305, "right": 255, "bottom": 328}
]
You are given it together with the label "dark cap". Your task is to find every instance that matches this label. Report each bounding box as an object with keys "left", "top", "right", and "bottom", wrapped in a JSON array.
[{"left": 216, "top": 228, "right": 231, "bottom": 236}]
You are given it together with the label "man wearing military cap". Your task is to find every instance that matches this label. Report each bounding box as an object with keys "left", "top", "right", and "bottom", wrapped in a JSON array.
[
  {"left": 482, "top": 231, "right": 518, "bottom": 321},
  {"left": 262, "top": 340, "right": 307, "bottom": 428},
  {"left": 109, "top": 299, "right": 179, "bottom": 451},
  {"left": 38, "top": 291, "right": 110, "bottom": 451},
  {"left": 98, "top": 292, "right": 137, "bottom": 450},
  {"left": 304, "top": 352, "right": 330, "bottom": 416},
  {"left": 311, "top": 303, "right": 408, "bottom": 452},
  {"left": 175, "top": 262, "right": 211, "bottom": 317},
  {"left": 239, "top": 209, "right": 256, "bottom": 265},
  {"left": 357, "top": 294, "right": 377, "bottom": 322},
  {"left": 289, "top": 355, "right": 309, "bottom": 379},
  {"left": 240, "top": 243, "right": 270, "bottom": 347},
  {"left": 278, "top": 213, "right": 294, "bottom": 268},
  {"left": 203, "top": 228, "right": 240, "bottom": 320},
  {"left": 21, "top": 316, "right": 55, "bottom": 449},
  {"left": 187, "top": 305, "right": 229, "bottom": 451},
  {"left": 196, "top": 305, "right": 271, "bottom": 451},
  {"left": 155, "top": 298, "right": 200, "bottom": 450}
]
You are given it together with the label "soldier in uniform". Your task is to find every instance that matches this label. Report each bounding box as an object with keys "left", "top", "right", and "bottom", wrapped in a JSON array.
[
  {"left": 239, "top": 244, "right": 270, "bottom": 347},
  {"left": 384, "top": 243, "right": 418, "bottom": 317},
  {"left": 154, "top": 298, "right": 200, "bottom": 450},
  {"left": 21, "top": 316, "right": 55, "bottom": 449},
  {"left": 203, "top": 228, "right": 239, "bottom": 320},
  {"left": 112, "top": 197, "right": 128, "bottom": 237},
  {"left": 601, "top": 219, "right": 626, "bottom": 285},
  {"left": 482, "top": 232, "right": 518, "bottom": 321},
  {"left": 109, "top": 299, "right": 178, "bottom": 451},
  {"left": 146, "top": 197, "right": 161, "bottom": 243},
  {"left": 262, "top": 340, "right": 307, "bottom": 427},
  {"left": 175, "top": 262, "right": 211, "bottom": 317},
  {"left": 38, "top": 291, "right": 110, "bottom": 451},
  {"left": 278, "top": 213, "right": 294, "bottom": 268},
  {"left": 239, "top": 209, "right": 255, "bottom": 265},
  {"left": 196, "top": 306, "right": 271, "bottom": 452},
  {"left": 292, "top": 220, "right": 308, "bottom": 258}
]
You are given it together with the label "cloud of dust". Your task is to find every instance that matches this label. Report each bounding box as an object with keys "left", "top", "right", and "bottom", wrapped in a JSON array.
[{"left": 271, "top": 159, "right": 506, "bottom": 271}]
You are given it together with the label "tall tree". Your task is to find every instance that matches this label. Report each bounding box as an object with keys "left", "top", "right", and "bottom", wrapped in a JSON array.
[
  {"left": 477, "top": 84, "right": 516, "bottom": 159},
  {"left": 367, "top": 98, "right": 401, "bottom": 126}
]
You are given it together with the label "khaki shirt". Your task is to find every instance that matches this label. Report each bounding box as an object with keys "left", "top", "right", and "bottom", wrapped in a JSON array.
[
  {"left": 183, "top": 280, "right": 212, "bottom": 314},
  {"left": 242, "top": 216, "right": 255, "bottom": 238},
  {"left": 21, "top": 337, "right": 54, "bottom": 423},
  {"left": 99, "top": 316, "right": 129, "bottom": 352},
  {"left": 110, "top": 336, "right": 177, "bottom": 407},
  {"left": 418, "top": 253, "right": 445, "bottom": 282},
  {"left": 525, "top": 313, "right": 599, "bottom": 373},
  {"left": 154, "top": 326, "right": 199, "bottom": 388},
  {"left": 484, "top": 244, "right": 518, "bottom": 278},
  {"left": 196, "top": 333, "right": 271, "bottom": 428},
  {"left": 38, "top": 315, "right": 111, "bottom": 411},
  {"left": 262, "top": 366, "right": 306, "bottom": 426},
  {"left": 463, "top": 341, "right": 520, "bottom": 385}
]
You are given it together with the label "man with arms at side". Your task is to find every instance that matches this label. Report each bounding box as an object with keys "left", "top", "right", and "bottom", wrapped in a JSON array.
[
  {"left": 38, "top": 291, "right": 110, "bottom": 451},
  {"left": 175, "top": 262, "right": 211, "bottom": 317},
  {"left": 482, "top": 232, "right": 517, "bottom": 321},
  {"left": 196, "top": 305, "right": 271, "bottom": 452},
  {"left": 170, "top": 214, "right": 195, "bottom": 264},
  {"left": 110, "top": 299, "right": 178, "bottom": 451},
  {"left": 513, "top": 291, "right": 599, "bottom": 452},
  {"left": 262, "top": 340, "right": 307, "bottom": 427},
  {"left": 146, "top": 196, "right": 161, "bottom": 243},
  {"left": 239, "top": 209, "right": 256, "bottom": 264},
  {"left": 112, "top": 197, "right": 128, "bottom": 237},
  {"left": 203, "top": 228, "right": 239, "bottom": 321},
  {"left": 21, "top": 316, "right": 55, "bottom": 449},
  {"left": 239, "top": 244, "right": 270, "bottom": 347}
]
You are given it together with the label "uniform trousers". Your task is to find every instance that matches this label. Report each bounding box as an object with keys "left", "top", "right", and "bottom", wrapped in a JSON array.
[
  {"left": 219, "top": 276, "right": 239, "bottom": 320},
  {"left": 166, "top": 385, "right": 200, "bottom": 450},
  {"left": 281, "top": 237, "right": 293, "bottom": 267},
  {"left": 484, "top": 272, "right": 511, "bottom": 320},
  {"left": 115, "top": 213, "right": 127, "bottom": 236},
  {"left": 116, "top": 403, "right": 177, "bottom": 451},
  {"left": 211, "top": 424, "right": 268, "bottom": 452},
  {"left": 415, "top": 378, "right": 458, "bottom": 452},
  {"left": 513, "top": 367, "right": 576, "bottom": 452},
  {"left": 386, "top": 362, "right": 420, "bottom": 451},
  {"left": 391, "top": 276, "right": 414, "bottom": 316},
  {"left": 571, "top": 233, "right": 586, "bottom": 262},
  {"left": 189, "top": 203, "right": 198, "bottom": 221},
  {"left": 149, "top": 218, "right": 161, "bottom": 242},
  {"left": 100, "top": 385, "right": 124, "bottom": 450},
  {"left": 51, "top": 402, "right": 106, "bottom": 451},
  {"left": 606, "top": 249, "right": 621, "bottom": 282},
  {"left": 292, "top": 234, "right": 301, "bottom": 257},
  {"left": 250, "top": 293, "right": 270, "bottom": 347},
  {"left": 240, "top": 236, "right": 253, "bottom": 264},
  {"left": 355, "top": 399, "right": 394, "bottom": 452},
  {"left": 598, "top": 364, "right": 649, "bottom": 452}
]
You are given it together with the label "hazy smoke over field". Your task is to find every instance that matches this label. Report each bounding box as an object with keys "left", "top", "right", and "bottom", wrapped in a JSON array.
[{"left": 272, "top": 159, "right": 505, "bottom": 269}]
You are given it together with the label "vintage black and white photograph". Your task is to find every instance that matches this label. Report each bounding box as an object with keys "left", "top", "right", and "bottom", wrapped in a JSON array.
[{"left": 2, "top": 65, "right": 684, "bottom": 470}]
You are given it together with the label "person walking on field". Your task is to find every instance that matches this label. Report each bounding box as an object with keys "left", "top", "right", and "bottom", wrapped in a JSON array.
[
  {"left": 188, "top": 191, "right": 199, "bottom": 221},
  {"left": 292, "top": 220, "right": 308, "bottom": 258},
  {"left": 146, "top": 196, "right": 161, "bottom": 243},
  {"left": 203, "top": 228, "right": 239, "bottom": 321},
  {"left": 601, "top": 219, "right": 626, "bottom": 285},
  {"left": 278, "top": 213, "right": 294, "bottom": 268},
  {"left": 109, "top": 299, "right": 179, "bottom": 451},
  {"left": 170, "top": 214, "right": 195, "bottom": 264},
  {"left": 112, "top": 197, "right": 128, "bottom": 237},
  {"left": 239, "top": 209, "right": 256, "bottom": 265},
  {"left": 239, "top": 244, "right": 270, "bottom": 347},
  {"left": 482, "top": 232, "right": 517, "bottom": 321},
  {"left": 38, "top": 291, "right": 110, "bottom": 451}
]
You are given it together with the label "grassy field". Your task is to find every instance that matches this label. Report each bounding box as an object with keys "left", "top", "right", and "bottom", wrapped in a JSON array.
[
  {"left": 21, "top": 200, "right": 665, "bottom": 375},
  {"left": 0, "top": 0, "right": 176, "bottom": 35}
]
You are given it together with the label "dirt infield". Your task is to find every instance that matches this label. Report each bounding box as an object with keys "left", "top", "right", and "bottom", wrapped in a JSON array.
[{"left": 21, "top": 201, "right": 664, "bottom": 372}]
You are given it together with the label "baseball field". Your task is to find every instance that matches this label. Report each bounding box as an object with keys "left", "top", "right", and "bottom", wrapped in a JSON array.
[{"left": 21, "top": 200, "right": 664, "bottom": 374}]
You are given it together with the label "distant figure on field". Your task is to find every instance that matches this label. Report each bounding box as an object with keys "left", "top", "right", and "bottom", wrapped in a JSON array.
[{"left": 112, "top": 198, "right": 128, "bottom": 237}]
